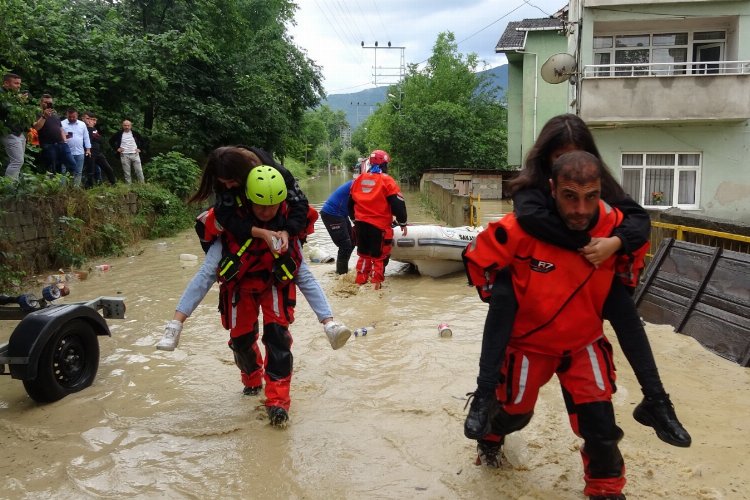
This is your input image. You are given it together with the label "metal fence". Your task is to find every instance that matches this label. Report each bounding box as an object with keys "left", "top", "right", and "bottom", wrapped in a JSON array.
[{"left": 648, "top": 221, "right": 750, "bottom": 259}]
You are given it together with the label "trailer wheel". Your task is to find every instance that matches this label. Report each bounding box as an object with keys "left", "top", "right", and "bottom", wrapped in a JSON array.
[{"left": 23, "top": 319, "right": 100, "bottom": 403}]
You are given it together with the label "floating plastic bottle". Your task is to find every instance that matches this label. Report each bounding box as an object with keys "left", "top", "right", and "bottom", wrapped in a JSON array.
[
  {"left": 95, "top": 264, "right": 111, "bottom": 271},
  {"left": 18, "top": 294, "right": 40, "bottom": 311},
  {"left": 354, "top": 326, "right": 375, "bottom": 337},
  {"left": 42, "top": 284, "right": 61, "bottom": 301}
]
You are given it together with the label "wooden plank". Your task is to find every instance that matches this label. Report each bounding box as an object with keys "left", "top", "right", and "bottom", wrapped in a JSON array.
[{"left": 635, "top": 239, "right": 750, "bottom": 367}]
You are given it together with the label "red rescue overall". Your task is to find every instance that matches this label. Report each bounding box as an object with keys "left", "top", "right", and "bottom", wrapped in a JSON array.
[
  {"left": 349, "top": 171, "right": 405, "bottom": 285},
  {"left": 463, "top": 200, "right": 645, "bottom": 498},
  {"left": 217, "top": 206, "right": 302, "bottom": 411}
]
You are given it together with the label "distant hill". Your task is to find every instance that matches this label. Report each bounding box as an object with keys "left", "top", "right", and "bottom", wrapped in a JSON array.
[{"left": 324, "top": 64, "right": 508, "bottom": 129}]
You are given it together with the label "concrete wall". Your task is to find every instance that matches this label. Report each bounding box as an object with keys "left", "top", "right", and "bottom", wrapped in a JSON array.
[
  {"left": 0, "top": 193, "right": 139, "bottom": 274},
  {"left": 420, "top": 170, "right": 508, "bottom": 199},
  {"left": 422, "top": 180, "right": 471, "bottom": 227}
]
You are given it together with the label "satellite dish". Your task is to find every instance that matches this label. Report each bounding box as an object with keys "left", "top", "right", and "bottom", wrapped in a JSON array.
[{"left": 541, "top": 53, "right": 577, "bottom": 84}]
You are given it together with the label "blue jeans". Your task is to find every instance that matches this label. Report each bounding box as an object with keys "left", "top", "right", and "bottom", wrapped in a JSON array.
[
  {"left": 177, "top": 240, "right": 334, "bottom": 323},
  {"left": 71, "top": 154, "right": 84, "bottom": 186},
  {"left": 41, "top": 143, "right": 76, "bottom": 177},
  {"left": 1, "top": 133, "right": 26, "bottom": 180},
  {"left": 296, "top": 243, "right": 333, "bottom": 322}
]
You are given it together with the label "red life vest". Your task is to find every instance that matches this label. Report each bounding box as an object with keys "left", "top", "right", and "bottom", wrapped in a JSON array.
[
  {"left": 463, "top": 200, "right": 645, "bottom": 356},
  {"left": 350, "top": 172, "right": 403, "bottom": 230}
]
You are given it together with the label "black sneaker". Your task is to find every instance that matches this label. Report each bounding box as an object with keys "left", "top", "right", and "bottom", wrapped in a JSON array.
[
  {"left": 633, "top": 394, "right": 691, "bottom": 447},
  {"left": 589, "top": 495, "right": 625, "bottom": 500},
  {"left": 464, "top": 390, "right": 498, "bottom": 440},
  {"left": 242, "top": 385, "right": 262, "bottom": 396},
  {"left": 475, "top": 438, "right": 502, "bottom": 468},
  {"left": 267, "top": 406, "right": 289, "bottom": 427}
]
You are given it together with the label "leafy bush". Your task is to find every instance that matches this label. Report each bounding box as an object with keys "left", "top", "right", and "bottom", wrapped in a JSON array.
[
  {"left": 0, "top": 172, "right": 68, "bottom": 198},
  {"left": 128, "top": 183, "right": 194, "bottom": 238},
  {"left": 142, "top": 152, "right": 201, "bottom": 200}
]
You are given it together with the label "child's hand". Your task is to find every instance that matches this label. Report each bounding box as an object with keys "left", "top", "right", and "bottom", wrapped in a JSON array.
[
  {"left": 579, "top": 236, "right": 622, "bottom": 268},
  {"left": 277, "top": 230, "right": 290, "bottom": 253},
  {"left": 254, "top": 228, "right": 278, "bottom": 252}
]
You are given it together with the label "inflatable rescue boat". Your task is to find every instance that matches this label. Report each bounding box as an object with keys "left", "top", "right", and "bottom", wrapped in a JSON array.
[{"left": 390, "top": 225, "right": 481, "bottom": 277}]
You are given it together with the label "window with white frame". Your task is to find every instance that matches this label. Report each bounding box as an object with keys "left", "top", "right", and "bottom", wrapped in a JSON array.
[
  {"left": 621, "top": 152, "right": 701, "bottom": 209},
  {"left": 593, "top": 30, "right": 725, "bottom": 76}
]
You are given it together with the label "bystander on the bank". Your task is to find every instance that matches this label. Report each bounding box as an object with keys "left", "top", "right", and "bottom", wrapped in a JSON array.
[
  {"left": 109, "top": 119, "right": 145, "bottom": 183},
  {"left": 82, "top": 112, "right": 116, "bottom": 186},
  {"left": 33, "top": 94, "right": 76, "bottom": 177},
  {"left": 61, "top": 107, "right": 91, "bottom": 187},
  {"left": 1, "top": 73, "right": 30, "bottom": 180}
]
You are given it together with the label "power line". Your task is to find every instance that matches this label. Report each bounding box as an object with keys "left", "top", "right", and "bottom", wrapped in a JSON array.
[
  {"left": 414, "top": 1, "right": 528, "bottom": 67},
  {"left": 522, "top": 0, "right": 553, "bottom": 18},
  {"left": 370, "top": 0, "right": 393, "bottom": 42},
  {"left": 456, "top": 2, "right": 526, "bottom": 46}
]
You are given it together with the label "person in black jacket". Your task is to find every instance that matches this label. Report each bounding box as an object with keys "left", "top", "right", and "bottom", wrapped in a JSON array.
[
  {"left": 465, "top": 114, "right": 691, "bottom": 470},
  {"left": 82, "top": 112, "right": 116, "bottom": 186},
  {"left": 109, "top": 119, "right": 146, "bottom": 183}
]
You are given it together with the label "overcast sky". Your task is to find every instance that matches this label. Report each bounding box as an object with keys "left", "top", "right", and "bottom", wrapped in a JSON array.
[{"left": 289, "top": 0, "right": 567, "bottom": 95}]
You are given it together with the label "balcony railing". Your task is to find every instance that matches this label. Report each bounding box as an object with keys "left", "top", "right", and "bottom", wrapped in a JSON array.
[{"left": 583, "top": 60, "right": 750, "bottom": 78}]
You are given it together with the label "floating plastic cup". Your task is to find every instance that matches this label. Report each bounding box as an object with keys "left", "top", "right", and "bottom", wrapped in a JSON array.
[{"left": 438, "top": 322, "right": 453, "bottom": 338}]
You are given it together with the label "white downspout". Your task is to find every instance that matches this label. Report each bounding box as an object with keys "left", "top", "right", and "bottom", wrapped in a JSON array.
[{"left": 520, "top": 51, "right": 539, "bottom": 139}]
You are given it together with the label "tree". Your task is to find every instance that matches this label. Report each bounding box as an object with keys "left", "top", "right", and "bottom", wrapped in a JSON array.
[
  {"left": 292, "top": 104, "right": 350, "bottom": 171},
  {"left": 364, "top": 32, "right": 507, "bottom": 181},
  {"left": 0, "top": 0, "right": 324, "bottom": 157}
]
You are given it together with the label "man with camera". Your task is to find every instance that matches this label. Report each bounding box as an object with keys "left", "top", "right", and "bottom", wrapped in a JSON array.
[
  {"left": 61, "top": 107, "right": 91, "bottom": 187},
  {"left": 109, "top": 119, "right": 146, "bottom": 183},
  {"left": 33, "top": 94, "right": 76, "bottom": 177}
]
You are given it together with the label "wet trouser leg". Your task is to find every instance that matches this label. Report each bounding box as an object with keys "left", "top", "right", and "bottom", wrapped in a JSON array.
[
  {"left": 560, "top": 339, "right": 626, "bottom": 497},
  {"left": 260, "top": 284, "right": 295, "bottom": 410},
  {"left": 321, "top": 212, "right": 354, "bottom": 275},
  {"left": 476, "top": 268, "right": 516, "bottom": 395},
  {"left": 604, "top": 278, "right": 664, "bottom": 397},
  {"left": 229, "top": 325, "right": 264, "bottom": 389},
  {"left": 354, "top": 221, "right": 384, "bottom": 285},
  {"left": 491, "top": 342, "right": 625, "bottom": 497}
]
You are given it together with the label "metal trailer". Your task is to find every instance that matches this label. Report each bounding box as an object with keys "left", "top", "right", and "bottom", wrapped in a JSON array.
[{"left": 0, "top": 297, "right": 126, "bottom": 403}]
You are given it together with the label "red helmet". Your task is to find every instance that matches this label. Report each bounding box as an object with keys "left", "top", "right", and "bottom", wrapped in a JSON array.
[{"left": 369, "top": 149, "right": 390, "bottom": 166}]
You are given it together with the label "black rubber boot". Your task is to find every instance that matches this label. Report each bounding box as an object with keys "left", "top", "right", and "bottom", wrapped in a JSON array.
[
  {"left": 633, "top": 393, "right": 691, "bottom": 447},
  {"left": 464, "top": 390, "right": 498, "bottom": 440},
  {"left": 475, "top": 438, "right": 503, "bottom": 468}
]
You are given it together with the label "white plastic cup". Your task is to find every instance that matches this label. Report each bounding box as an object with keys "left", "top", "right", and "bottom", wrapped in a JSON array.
[{"left": 438, "top": 322, "right": 452, "bottom": 338}]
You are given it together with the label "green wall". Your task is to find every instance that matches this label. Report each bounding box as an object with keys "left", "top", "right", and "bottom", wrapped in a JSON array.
[{"left": 594, "top": 122, "right": 750, "bottom": 221}]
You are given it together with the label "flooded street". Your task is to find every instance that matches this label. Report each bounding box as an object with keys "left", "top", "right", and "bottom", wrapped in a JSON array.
[{"left": 1, "top": 173, "right": 749, "bottom": 499}]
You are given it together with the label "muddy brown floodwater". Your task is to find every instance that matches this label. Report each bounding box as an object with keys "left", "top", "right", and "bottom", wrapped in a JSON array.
[{"left": 1, "top": 173, "right": 748, "bottom": 499}]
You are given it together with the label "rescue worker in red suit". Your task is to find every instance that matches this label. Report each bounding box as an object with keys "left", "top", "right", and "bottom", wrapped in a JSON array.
[
  {"left": 463, "top": 151, "right": 647, "bottom": 500},
  {"left": 347, "top": 149, "right": 407, "bottom": 289},
  {"left": 213, "top": 165, "right": 303, "bottom": 427}
]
